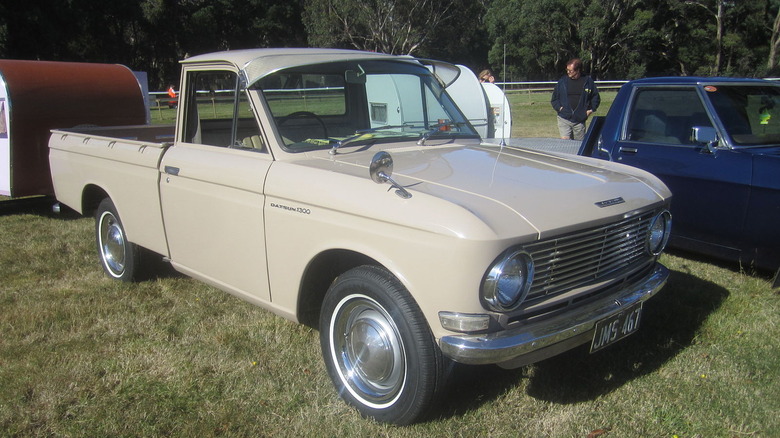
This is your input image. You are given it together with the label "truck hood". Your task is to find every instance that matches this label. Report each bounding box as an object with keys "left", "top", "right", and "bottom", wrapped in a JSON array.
[{"left": 299, "top": 142, "right": 671, "bottom": 240}]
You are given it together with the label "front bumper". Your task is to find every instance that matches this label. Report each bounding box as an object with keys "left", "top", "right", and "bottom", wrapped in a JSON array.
[{"left": 439, "top": 263, "right": 669, "bottom": 367}]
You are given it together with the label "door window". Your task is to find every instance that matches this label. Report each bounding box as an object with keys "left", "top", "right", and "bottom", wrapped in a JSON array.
[
  {"left": 182, "top": 70, "right": 265, "bottom": 151},
  {"left": 625, "top": 88, "right": 712, "bottom": 145}
]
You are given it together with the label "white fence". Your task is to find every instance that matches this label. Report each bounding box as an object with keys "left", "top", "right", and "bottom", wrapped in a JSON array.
[{"left": 495, "top": 80, "right": 629, "bottom": 94}]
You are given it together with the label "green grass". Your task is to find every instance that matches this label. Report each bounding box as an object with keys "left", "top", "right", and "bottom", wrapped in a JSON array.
[
  {"left": 0, "top": 211, "right": 777, "bottom": 437},
  {"left": 1, "top": 91, "right": 778, "bottom": 437},
  {"left": 508, "top": 90, "right": 616, "bottom": 138}
]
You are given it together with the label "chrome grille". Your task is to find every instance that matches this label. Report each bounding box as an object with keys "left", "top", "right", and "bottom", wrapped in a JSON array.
[{"left": 524, "top": 210, "right": 658, "bottom": 302}]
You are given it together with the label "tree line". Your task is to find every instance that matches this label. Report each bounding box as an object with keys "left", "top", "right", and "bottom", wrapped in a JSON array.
[{"left": 1, "top": 0, "right": 778, "bottom": 89}]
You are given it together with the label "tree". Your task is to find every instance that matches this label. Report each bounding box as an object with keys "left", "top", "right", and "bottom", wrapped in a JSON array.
[
  {"left": 302, "top": 0, "right": 457, "bottom": 55},
  {"left": 579, "top": 0, "right": 644, "bottom": 79},
  {"left": 1, "top": 0, "right": 778, "bottom": 89},
  {"left": 767, "top": 1, "right": 780, "bottom": 73},
  {"left": 484, "top": 0, "right": 577, "bottom": 80},
  {"left": 682, "top": 0, "right": 728, "bottom": 74},
  {"left": 419, "top": 0, "right": 490, "bottom": 71}
]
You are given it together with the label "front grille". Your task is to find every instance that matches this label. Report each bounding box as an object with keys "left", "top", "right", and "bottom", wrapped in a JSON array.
[{"left": 523, "top": 210, "right": 659, "bottom": 303}]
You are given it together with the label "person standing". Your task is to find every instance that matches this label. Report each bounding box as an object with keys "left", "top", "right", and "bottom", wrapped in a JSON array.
[{"left": 551, "top": 58, "right": 600, "bottom": 140}]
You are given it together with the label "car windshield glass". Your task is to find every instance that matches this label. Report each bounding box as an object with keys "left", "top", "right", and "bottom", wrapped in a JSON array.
[
  {"left": 704, "top": 84, "right": 780, "bottom": 146},
  {"left": 250, "top": 60, "right": 478, "bottom": 151}
]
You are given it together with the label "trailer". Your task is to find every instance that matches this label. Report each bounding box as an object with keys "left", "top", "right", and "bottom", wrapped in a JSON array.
[{"left": 0, "top": 60, "right": 148, "bottom": 198}]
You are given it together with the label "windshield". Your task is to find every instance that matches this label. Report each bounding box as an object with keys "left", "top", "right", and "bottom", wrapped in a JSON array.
[
  {"left": 250, "top": 60, "right": 478, "bottom": 151},
  {"left": 704, "top": 84, "right": 780, "bottom": 147}
]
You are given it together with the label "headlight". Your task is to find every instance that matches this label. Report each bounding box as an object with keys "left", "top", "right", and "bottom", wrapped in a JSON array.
[
  {"left": 646, "top": 210, "right": 672, "bottom": 255},
  {"left": 481, "top": 249, "right": 534, "bottom": 312}
]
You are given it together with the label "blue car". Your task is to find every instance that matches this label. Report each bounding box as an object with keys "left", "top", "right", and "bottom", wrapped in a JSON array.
[{"left": 580, "top": 77, "right": 780, "bottom": 282}]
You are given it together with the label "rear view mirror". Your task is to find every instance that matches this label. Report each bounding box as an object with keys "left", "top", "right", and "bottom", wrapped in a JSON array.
[{"left": 345, "top": 69, "right": 366, "bottom": 85}]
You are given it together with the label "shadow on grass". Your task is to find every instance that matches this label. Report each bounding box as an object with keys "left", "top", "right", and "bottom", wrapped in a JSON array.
[
  {"left": 435, "top": 267, "right": 728, "bottom": 419},
  {"left": 0, "top": 196, "right": 60, "bottom": 216},
  {"left": 665, "top": 247, "right": 779, "bottom": 288}
]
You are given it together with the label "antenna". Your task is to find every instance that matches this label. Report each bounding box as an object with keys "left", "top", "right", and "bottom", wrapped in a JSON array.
[{"left": 500, "top": 43, "right": 507, "bottom": 147}]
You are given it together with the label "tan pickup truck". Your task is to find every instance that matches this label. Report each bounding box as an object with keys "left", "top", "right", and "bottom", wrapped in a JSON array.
[{"left": 49, "top": 48, "right": 672, "bottom": 424}]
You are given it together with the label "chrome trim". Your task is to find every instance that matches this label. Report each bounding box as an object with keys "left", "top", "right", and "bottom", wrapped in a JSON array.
[
  {"left": 439, "top": 264, "right": 668, "bottom": 365},
  {"left": 369, "top": 151, "right": 412, "bottom": 199},
  {"left": 481, "top": 249, "right": 534, "bottom": 312},
  {"left": 524, "top": 210, "right": 660, "bottom": 302},
  {"left": 646, "top": 210, "right": 672, "bottom": 256}
]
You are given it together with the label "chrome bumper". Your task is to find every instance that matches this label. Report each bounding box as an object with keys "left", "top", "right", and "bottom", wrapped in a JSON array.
[{"left": 439, "top": 263, "right": 669, "bottom": 366}]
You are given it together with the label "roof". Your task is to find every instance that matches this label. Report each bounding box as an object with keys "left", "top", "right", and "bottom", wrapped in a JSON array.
[
  {"left": 628, "top": 76, "right": 776, "bottom": 86},
  {"left": 181, "top": 48, "right": 409, "bottom": 86}
]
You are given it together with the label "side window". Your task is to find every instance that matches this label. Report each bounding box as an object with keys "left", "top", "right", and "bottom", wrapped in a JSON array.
[
  {"left": 626, "top": 88, "right": 712, "bottom": 145},
  {"left": 183, "top": 70, "right": 265, "bottom": 151}
]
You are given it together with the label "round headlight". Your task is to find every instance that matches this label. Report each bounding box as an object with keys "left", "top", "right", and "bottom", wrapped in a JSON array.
[
  {"left": 647, "top": 210, "right": 672, "bottom": 255},
  {"left": 482, "top": 250, "right": 534, "bottom": 311}
]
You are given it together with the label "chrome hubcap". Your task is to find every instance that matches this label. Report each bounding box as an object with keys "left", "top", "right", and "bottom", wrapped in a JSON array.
[
  {"left": 331, "top": 294, "right": 405, "bottom": 407},
  {"left": 99, "top": 211, "right": 125, "bottom": 277}
]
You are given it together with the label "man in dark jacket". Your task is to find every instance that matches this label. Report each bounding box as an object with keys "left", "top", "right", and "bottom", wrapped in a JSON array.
[{"left": 551, "top": 58, "right": 600, "bottom": 140}]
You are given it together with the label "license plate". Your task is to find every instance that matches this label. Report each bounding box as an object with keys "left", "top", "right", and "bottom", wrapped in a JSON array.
[{"left": 590, "top": 302, "right": 643, "bottom": 353}]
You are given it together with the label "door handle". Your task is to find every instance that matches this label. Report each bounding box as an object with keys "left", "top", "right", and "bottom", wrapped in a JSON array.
[
  {"left": 164, "top": 166, "right": 180, "bottom": 176},
  {"left": 618, "top": 147, "right": 638, "bottom": 154}
]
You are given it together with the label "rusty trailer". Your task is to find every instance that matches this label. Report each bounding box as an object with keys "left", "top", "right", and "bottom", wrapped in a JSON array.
[{"left": 0, "top": 60, "right": 148, "bottom": 198}]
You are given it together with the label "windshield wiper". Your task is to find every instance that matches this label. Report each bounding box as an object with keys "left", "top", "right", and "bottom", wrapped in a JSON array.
[
  {"left": 329, "top": 124, "right": 415, "bottom": 155},
  {"left": 417, "top": 121, "right": 463, "bottom": 145}
]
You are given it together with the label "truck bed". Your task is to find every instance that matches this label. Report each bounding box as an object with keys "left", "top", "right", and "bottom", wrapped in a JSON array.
[{"left": 48, "top": 124, "right": 174, "bottom": 256}]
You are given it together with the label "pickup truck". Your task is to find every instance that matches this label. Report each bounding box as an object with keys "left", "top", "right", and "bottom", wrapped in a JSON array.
[
  {"left": 49, "top": 48, "right": 672, "bottom": 424},
  {"left": 570, "top": 77, "right": 779, "bottom": 283}
]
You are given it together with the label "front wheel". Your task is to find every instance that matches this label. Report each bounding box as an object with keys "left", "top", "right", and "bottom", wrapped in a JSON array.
[
  {"left": 95, "top": 198, "right": 140, "bottom": 282},
  {"left": 319, "top": 265, "right": 446, "bottom": 425}
]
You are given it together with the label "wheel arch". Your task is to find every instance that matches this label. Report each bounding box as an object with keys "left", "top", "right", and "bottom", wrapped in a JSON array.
[
  {"left": 296, "top": 249, "right": 379, "bottom": 328},
  {"left": 81, "top": 184, "right": 111, "bottom": 217}
]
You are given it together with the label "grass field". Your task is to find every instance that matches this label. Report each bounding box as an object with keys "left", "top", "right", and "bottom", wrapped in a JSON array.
[
  {"left": 507, "top": 90, "right": 617, "bottom": 138},
  {"left": 1, "top": 91, "right": 778, "bottom": 437}
]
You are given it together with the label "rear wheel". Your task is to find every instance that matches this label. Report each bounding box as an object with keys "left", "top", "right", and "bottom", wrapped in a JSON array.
[
  {"left": 95, "top": 198, "right": 139, "bottom": 282},
  {"left": 319, "top": 265, "right": 446, "bottom": 425}
]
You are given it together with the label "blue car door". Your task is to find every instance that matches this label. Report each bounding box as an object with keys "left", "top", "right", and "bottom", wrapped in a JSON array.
[
  {"left": 612, "top": 86, "right": 752, "bottom": 256},
  {"left": 744, "top": 152, "right": 780, "bottom": 265}
]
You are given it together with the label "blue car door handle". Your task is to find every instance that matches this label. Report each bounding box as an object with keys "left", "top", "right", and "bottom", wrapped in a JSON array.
[{"left": 619, "top": 147, "right": 638, "bottom": 154}]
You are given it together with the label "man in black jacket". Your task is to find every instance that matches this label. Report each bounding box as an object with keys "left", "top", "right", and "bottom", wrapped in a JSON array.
[{"left": 551, "top": 58, "right": 600, "bottom": 140}]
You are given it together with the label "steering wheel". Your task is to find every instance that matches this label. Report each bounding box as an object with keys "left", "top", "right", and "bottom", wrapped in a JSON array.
[{"left": 277, "top": 111, "right": 329, "bottom": 139}]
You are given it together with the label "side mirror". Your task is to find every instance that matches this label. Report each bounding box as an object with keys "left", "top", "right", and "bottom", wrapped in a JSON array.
[
  {"left": 370, "top": 151, "right": 412, "bottom": 199},
  {"left": 596, "top": 137, "right": 613, "bottom": 161},
  {"left": 691, "top": 126, "right": 718, "bottom": 154}
]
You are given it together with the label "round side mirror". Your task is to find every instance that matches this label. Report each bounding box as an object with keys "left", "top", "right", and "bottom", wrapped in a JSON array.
[
  {"left": 368, "top": 151, "right": 412, "bottom": 199},
  {"left": 370, "top": 151, "right": 393, "bottom": 184}
]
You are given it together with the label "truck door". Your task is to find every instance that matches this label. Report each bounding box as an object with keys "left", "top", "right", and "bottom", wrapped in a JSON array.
[
  {"left": 159, "top": 68, "right": 273, "bottom": 302},
  {"left": 613, "top": 86, "right": 752, "bottom": 253}
]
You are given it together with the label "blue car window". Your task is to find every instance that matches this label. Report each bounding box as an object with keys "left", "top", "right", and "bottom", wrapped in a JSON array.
[
  {"left": 705, "top": 85, "right": 780, "bottom": 147},
  {"left": 626, "top": 88, "right": 712, "bottom": 145}
]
